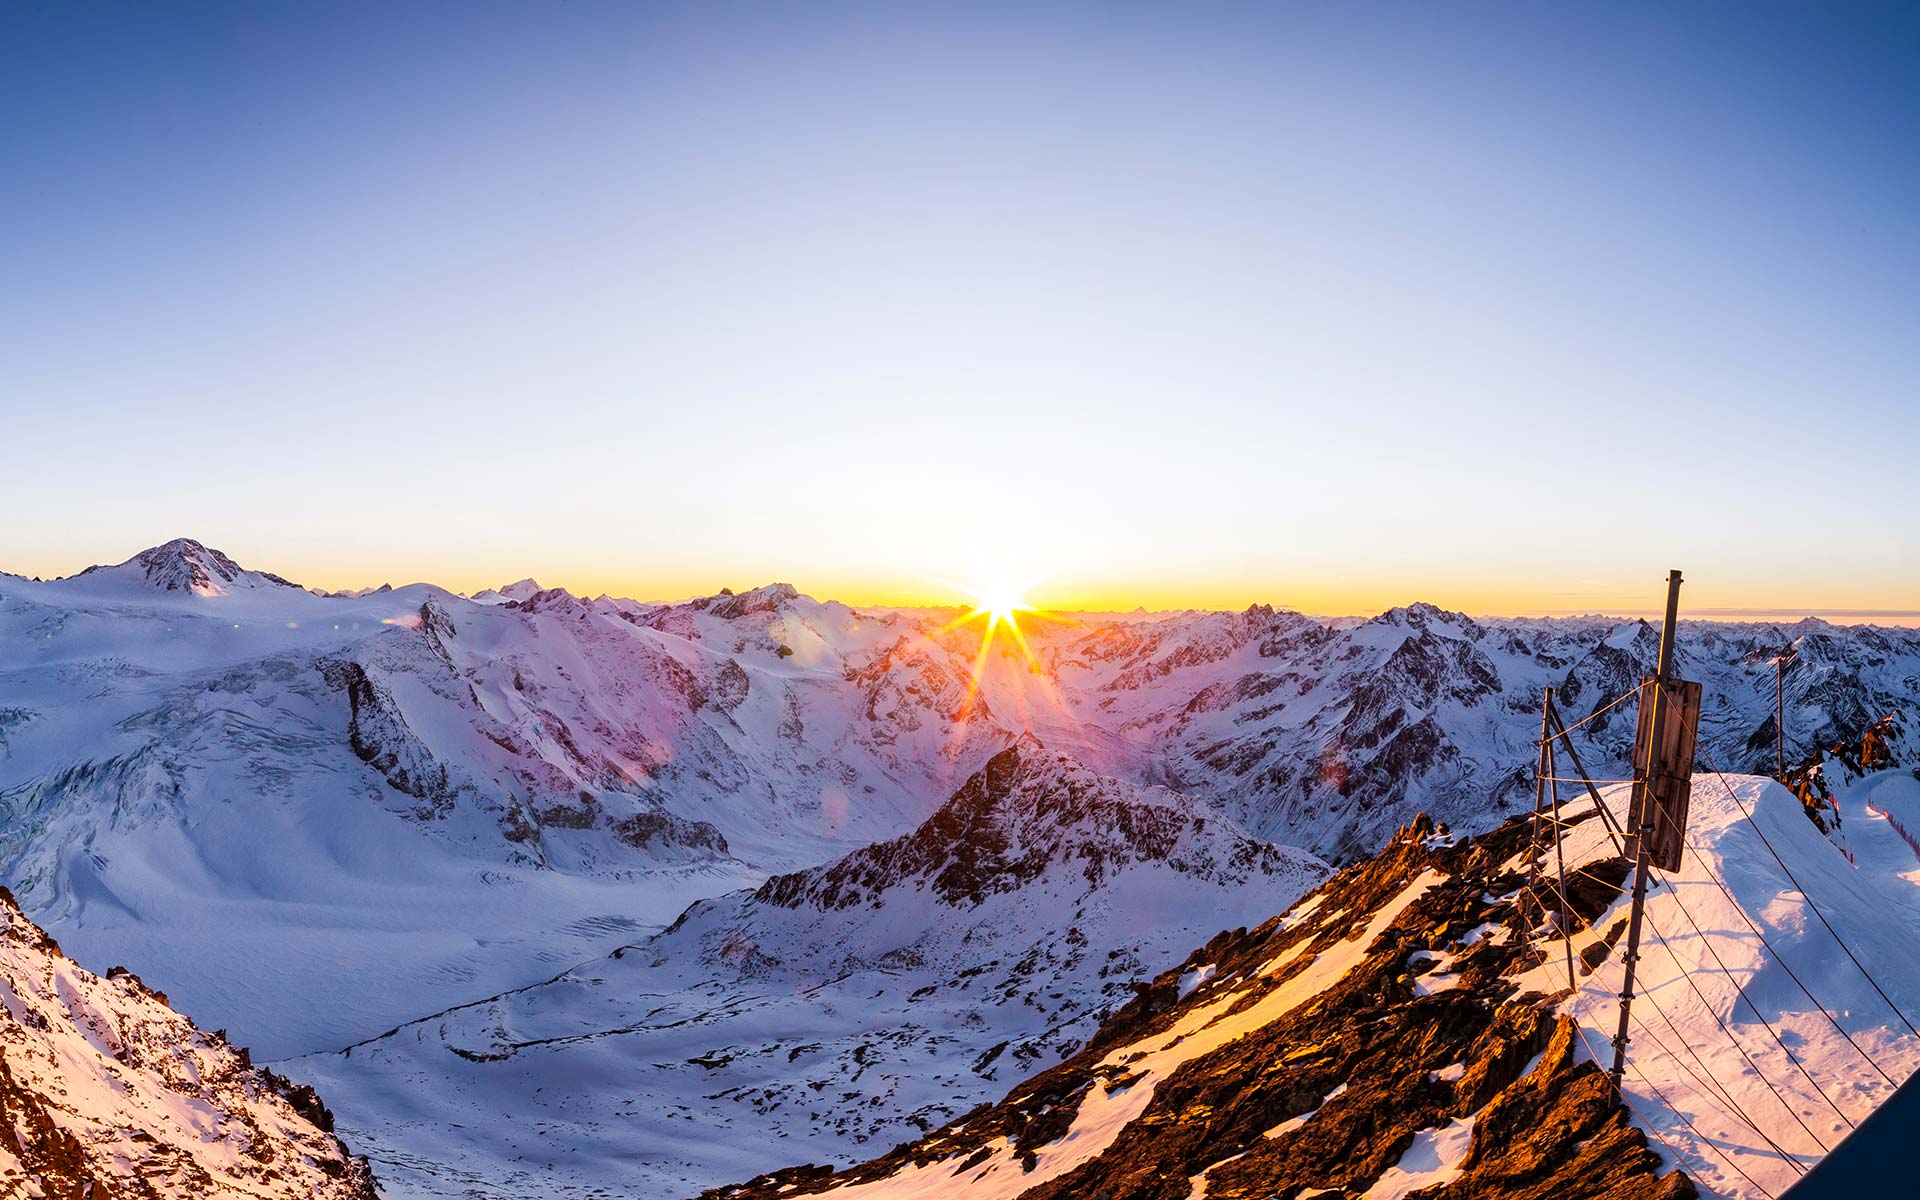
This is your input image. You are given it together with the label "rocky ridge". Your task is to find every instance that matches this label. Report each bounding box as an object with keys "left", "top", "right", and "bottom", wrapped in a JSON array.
[
  {"left": 707, "top": 804, "right": 1684, "bottom": 1200},
  {"left": 0, "top": 886, "right": 376, "bottom": 1198},
  {"left": 708, "top": 766, "right": 1920, "bottom": 1200}
]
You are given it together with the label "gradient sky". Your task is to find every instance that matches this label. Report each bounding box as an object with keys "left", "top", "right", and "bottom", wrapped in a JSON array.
[{"left": 4, "top": 1, "right": 1917, "bottom": 618}]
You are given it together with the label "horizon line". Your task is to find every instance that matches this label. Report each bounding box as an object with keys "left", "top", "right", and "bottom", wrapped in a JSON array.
[{"left": 9, "top": 538, "right": 1920, "bottom": 629}]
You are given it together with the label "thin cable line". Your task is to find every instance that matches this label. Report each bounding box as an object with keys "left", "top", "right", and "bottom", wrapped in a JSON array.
[
  {"left": 1558, "top": 846, "right": 1896, "bottom": 1095},
  {"left": 1667, "top": 830, "right": 1902, "bottom": 1090},
  {"left": 1627, "top": 887, "right": 1836, "bottom": 1153},
  {"left": 1527, "top": 822, "right": 1850, "bottom": 1161},
  {"left": 1563, "top": 1000, "right": 1731, "bottom": 1197},
  {"left": 1570, "top": 907, "right": 1801, "bottom": 1191},
  {"left": 1621, "top": 985, "right": 1809, "bottom": 1170},
  {"left": 1562, "top": 748, "right": 1904, "bottom": 1090},
  {"left": 1557, "top": 791, "right": 1857, "bottom": 1136},
  {"left": 1543, "top": 679, "right": 1647, "bottom": 743},
  {"left": 1625, "top": 1058, "right": 1778, "bottom": 1200},
  {"left": 1533, "top": 846, "right": 1799, "bottom": 1191},
  {"left": 1647, "top": 855, "right": 1858, "bottom": 1131}
]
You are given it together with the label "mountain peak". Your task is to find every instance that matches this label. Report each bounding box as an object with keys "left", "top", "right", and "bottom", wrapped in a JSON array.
[
  {"left": 755, "top": 744, "right": 1322, "bottom": 912},
  {"left": 471, "top": 578, "right": 544, "bottom": 604},
  {"left": 707, "top": 582, "right": 802, "bottom": 620},
  {"left": 1367, "top": 600, "right": 1482, "bottom": 639},
  {"left": 74, "top": 537, "right": 298, "bottom": 596},
  {"left": 133, "top": 537, "right": 242, "bottom": 593}
]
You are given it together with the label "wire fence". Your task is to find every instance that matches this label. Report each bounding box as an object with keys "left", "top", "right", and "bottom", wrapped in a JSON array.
[{"left": 1518, "top": 675, "right": 1919, "bottom": 1198}]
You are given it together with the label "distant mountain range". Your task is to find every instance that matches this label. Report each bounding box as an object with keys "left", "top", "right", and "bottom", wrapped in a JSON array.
[{"left": 4, "top": 538, "right": 1917, "bottom": 1196}]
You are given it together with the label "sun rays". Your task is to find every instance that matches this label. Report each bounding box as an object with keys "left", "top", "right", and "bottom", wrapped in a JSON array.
[
  {"left": 943, "top": 580, "right": 1043, "bottom": 677},
  {"left": 946, "top": 580, "right": 1024, "bottom": 637},
  {"left": 937, "top": 580, "right": 1073, "bottom": 755}
]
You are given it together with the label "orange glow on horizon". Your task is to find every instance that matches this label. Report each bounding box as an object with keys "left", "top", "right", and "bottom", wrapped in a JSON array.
[{"left": 25, "top": 540, "right": 1920, "bottom": 627}]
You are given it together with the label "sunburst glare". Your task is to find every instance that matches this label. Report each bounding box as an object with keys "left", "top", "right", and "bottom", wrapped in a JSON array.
[{"left": 936, "top": 580, "right": 1073, "bottom": 754}]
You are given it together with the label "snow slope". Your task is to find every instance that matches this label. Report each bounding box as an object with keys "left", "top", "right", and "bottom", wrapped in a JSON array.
[
  {"left": 0, "top": 884, "right": 377, "bottom": 1198},
  {"left": 290, "top": 742, "right": 1327, "bottom": 1198},
  {"left": 1543, "top": 768, "right": 1920, "bottom": 1198},
  {"left": 0, "top": 545, "right": 754, "bottom": 1057}
]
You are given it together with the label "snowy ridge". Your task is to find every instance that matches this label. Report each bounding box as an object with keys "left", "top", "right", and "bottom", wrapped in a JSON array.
[
  {"left": 0, "top": 886, "right": 376, "bottom": 1198},
  {"left": 707, "top": 770, "right": 1920, "bottom": 1200},
  {"left": 1046, "top": 600, "right": 1920, "bottom": 861},
  {"left": 1518, "top": 771, "right": 1920, "bottom": 1198},
  {"left": 0, "top": 551, "right": 1020, "bottom": 1054},
  {"left": 752, "top": 735, "right": 1310, "bottom": 909},
  {"left": 289, "top": 742, "right": 1327, "bottom": 1198}
]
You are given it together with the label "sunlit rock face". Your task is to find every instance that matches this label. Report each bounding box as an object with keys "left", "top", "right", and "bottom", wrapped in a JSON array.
[
  {"left": 0, "top": 887, "right": 378, "bottom": 1199},
  {"left": 705, "top": 807, "right": 1685, "bottom": 1200}
]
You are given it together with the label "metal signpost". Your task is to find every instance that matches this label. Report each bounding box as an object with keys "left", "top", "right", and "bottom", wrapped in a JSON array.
[{"left": 1610, "top": 569, "right": 1702, "bottom": 1090}]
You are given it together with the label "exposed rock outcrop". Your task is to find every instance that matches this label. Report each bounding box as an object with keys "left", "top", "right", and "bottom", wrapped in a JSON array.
[
  {"left": 0, "top": 888, "right": 377, "bottom": 1198},
  {"left": 707, "top": 805, "right": 1691, "bottom": 1200}
]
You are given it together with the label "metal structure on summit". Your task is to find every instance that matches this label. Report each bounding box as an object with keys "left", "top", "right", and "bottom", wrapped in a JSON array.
[
  {"left": 1524, "top": 570, "right": 1920, "bottom": 1189},
  {"left": 1525, "top": 569, "right": 1703, "bottom": 1093},
  {"left": 1611, "top": 569, "right": 1701, "bottom": 1089}
]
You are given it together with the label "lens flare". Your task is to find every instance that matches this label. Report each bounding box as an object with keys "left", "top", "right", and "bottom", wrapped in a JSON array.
[
  {"left": 933, "top": 579, "right": 1074, "bottom": 758},
  {"left": 971, "top": 585, "right": 1030, "bottom": 630}
]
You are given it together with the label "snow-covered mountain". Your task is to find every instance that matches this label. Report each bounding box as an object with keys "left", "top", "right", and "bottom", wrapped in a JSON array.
[
  {"left": 0, "top": 884, "right": 377, "bottom": 1198},
  {"left": 0, "top": 543, "right": 1021, "bottom": 1055},
  {"left": 7, "top": 539, "right": 1920, "bottom": 1196},
  {"left": 1037, "top": 600, "right": 1920, "bottom": 860},
  {"left": 709, "top": 768, "right": 1920, "bottom": 1200},
  {"left": 57, "top": 536, "right": 307, "bottom": 597},
  {"left": 469, "top": 577, "right": 545, "bottom": 604},
  {"left": 290, "top": 741, "right": 1327, "bottom": 1198}
]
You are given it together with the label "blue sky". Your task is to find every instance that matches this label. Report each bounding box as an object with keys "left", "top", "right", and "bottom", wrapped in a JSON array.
[{"left": 3, "top": 1, "right": 1917, "bottom": 616}]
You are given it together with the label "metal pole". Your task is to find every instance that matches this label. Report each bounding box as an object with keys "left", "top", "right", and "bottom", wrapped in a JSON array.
[
  {"left": 1777, "top": 656, "right": 1787, "bottom": 778},
  {"left": 1527, "top": 688, "right": 1551, "bottom": 930},
  {"left": 1610, "top": 569, "right": 1683, "bottom": 1094},
  {"left": 1655, "top": 569, "right": 1682, "bottom": 680},
  {"left": 1546, "top": 700, "right": 1576, "bottom": 992}
]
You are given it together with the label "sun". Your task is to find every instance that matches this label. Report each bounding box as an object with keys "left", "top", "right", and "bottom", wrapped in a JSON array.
[
  {"left": 932, "top": 576, "right": 1071, "bottom": 751},
  {"left": 942, "top": 579, "right": 1046, "bottom": 672},
  {"left": 974, "top": 585, "right": 1030, "bottom": 627}
]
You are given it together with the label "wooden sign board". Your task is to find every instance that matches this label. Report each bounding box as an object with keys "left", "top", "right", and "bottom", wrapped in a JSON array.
[{"left": 1629, "top": 675, "right": 1703, "bottom": 872}]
